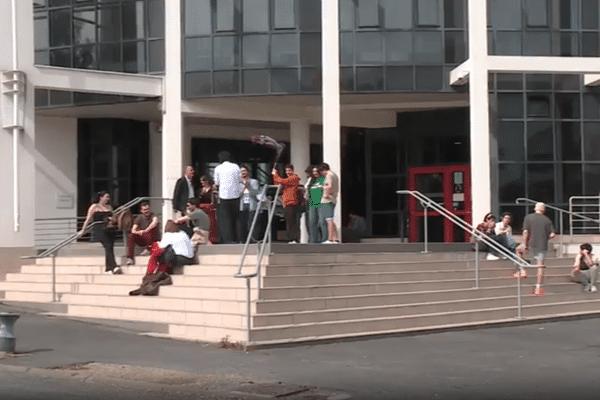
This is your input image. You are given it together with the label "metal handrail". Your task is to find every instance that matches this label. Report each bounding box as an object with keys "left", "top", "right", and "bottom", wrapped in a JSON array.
[
  {"left": 567, "top": 196, "right": 600, "bottom": 235},
  {"left": 398, "top": 190, "right": 532, "bottom": 319}
]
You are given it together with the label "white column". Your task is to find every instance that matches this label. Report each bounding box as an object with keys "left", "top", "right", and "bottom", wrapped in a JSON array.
[
  {"left": 321, "top": 0, "right": 342, "bottom": 240},
  {"left": 290, "top": 120, "right": 310, "bottom": 243},
  {"left": 467, "top": 0, "right": 491, "bottom": 224},
  {"left": 162, "top": 0, "right": 183, "bottom": 224},
  {"left": 148, "top": 121, "right": 162, "bottom": 211}
]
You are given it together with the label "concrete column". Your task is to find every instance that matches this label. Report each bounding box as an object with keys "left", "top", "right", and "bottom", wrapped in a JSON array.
[
  {"left": 162, "top": 0, "right": 183, "bottom": 223},
  {"left": 290, "top": 120, "right": 310, "bottom": 243},
  {"left": 467, "top": 0, "right": 491, "bottom": 224},
  {"left": 148, "top": 121, "right": 162, "bottom": 212},
  {"left": 321, "top": 0, "right": 342, "bottom": 241}
]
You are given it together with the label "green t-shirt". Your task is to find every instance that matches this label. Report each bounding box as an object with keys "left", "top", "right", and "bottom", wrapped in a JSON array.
[{"left": 309, "top": 176, "right": 325, "bottom": 208}]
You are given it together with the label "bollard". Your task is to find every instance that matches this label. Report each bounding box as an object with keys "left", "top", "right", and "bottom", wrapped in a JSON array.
[{"left": 0, "top": 312, "right": 20, "bottom": 353}]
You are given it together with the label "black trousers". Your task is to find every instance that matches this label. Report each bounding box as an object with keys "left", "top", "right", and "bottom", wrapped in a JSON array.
[
  {"left": 98, "top": 227, "right": 117, "bottom": 272},
  {"left": 284, "top": 205, "right": 300, "bottom": 242},
  {"left": 218, "top": 197, "right": 240, "bottom": 244}
]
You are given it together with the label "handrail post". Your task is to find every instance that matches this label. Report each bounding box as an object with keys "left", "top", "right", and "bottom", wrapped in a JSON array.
[
  {"left": 245, "top": 277, "right": 251, "bottom": 343},
  {"left": 559, "top": 210, "right": 564, "bottom": 258},
  {"left": 517, "top": 275, "right": 522, "bottom": 319},
  {"left": 51, "top": 252, "right": 57, "bottom": 302},
  {"left": 474, "top": 233, "right": 479, "bottom": 289},
  {"left": 422, "top": 201, "right": 428, "bottom": 253}
]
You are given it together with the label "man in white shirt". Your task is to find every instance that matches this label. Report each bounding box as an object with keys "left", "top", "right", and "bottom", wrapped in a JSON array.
[{"left": 213, "top": 151, "right": 242, "bottom": 243}]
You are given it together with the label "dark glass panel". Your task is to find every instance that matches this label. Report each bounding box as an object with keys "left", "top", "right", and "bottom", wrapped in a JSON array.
[
  {"left": 445, "top": 31, "right": 466, "bottom": 64},
  {"left": 495, "top": 31, "right": 521, "bottom": 55},
  {"left": 185, "top": 72, "right": 212, "bottom": 97},
  {"left": 555, "top": 93, "right": 581, "bottom": 119},
  {"left": 35, "top": 50, "right": 50, "bottom": 65},
  {"left": 73, "top": 9, "right": 96, "bottom": 44},
  {"left": 35, "top": 89, "right": 49, "bottom": 107},
  {"left": 382, "top": 0, "right": 412, "bottom": 29},
  {"left": 98, "top": 5, "right": 121, "bottom": 42},
  {"left": 98, "top": 42, "right": 121, "bottom": 71},
  {"left": 527, "top": 94, "right": 551, "bottom": 118},
  {"left": 340, "top": 67, "right": 354, "bottom": 91},
  {"left": 527, "top": 122, "right": 554, "bottom": 161},
  {"left": 50, "top": 48, "right": 72, "bottom": 67},
  {"left": 213, "top": 36, "right": 238, "bottom": 68},
  {"left": 341, "top": 32, "right": 354, "bottom": 65},
  {"left": 499, "top": 164, "right": 525, "bottom": 203},
  {"left": 385, "top": 32, "right": 412, "bottom": 64},
  {"left": 123, "top": 41, "right": 145, "bottom": 72},
  {"left": 372, "top": 213, "right": 399, "bottom": 236},
  {"left": 356, "top": 67, "right": 383, "bottom": 91},
  {"left": 371, "top": 138, "right": 397, "bottom": 174},
  {"left": 271, "top": 33, "right": 299, "bottom": 66},
  {"left": 386, "top": 66, "right": 414, "bottom": 91},
  {"left": 148, "top": 39, "right": 164, "bottom": 72},
  {"left": 274, "top": 0, "right": 296, "bottom": 29},
  {"left": 300, "top": 33, "right": 321, "bottom": 66},
  {"left": 583, "top": 93, "right": 600, "bottom": 119},
  {"left": 497, "top": 121, "right": 525, "bottom": 161},
  {"left": 301, "top": 68, "right": 322, "bottom": 92},
  {"left": 489, "top": 0, "right": 521, "bottom": 29},
  {"left": 584, "top": 164, "right": 600, "bottom": 194},
  {"left": 214, "top": 70, "right": 239, "bottom": 94},
  {"left": 74, "top": 44, "right": 97, "bottom": 69},
  {"left": 242, "top": 35, "right": 268, "bottom": 66},
  {"left": 497, "top": 74, "right": 523, "bottom": 91},
  {"left": 526, "top": 74, "right": 552, "bottom": 90},
  {"left": 185, "top": 0, "right": 211, "bottom": 35},
  {"left": 242, "top": 69, "right": 269, "bottom": 94},
  {"left": 581, "top": 0, "right": 599, "bottom": 29},
  {"left": 581, "top": 32, "right": 599, "bottom": 56},
  {"left": 558, "top": 0, "right": 579, "bottom": 29},
  {"left": 356, "top": 32, "right": 383, "bottom": 64},
  {"left": 50, "top": 0, "right": 70, "bottom": 6},
  {"left": 444, "top": 0, "right": 465, "bottom": 28},
  {"left": 415, "top": 66, "right": 443, "bottom": 90},
  {"left": 122, "top": 1, "right": 145, "bottom": 40},
  {"left": 554, "top": 74, "right": 580, "bottom": 91},
  {"left": 372, "top": 178, "right": 399, "bottom": 210},
  {"left": 35, "top": 16, "right": 49, "bottom": 50},
  {"left": 243, "top": 0, "right": 269, "bottom": 32},
  {"left": 271, "top": 69, "right": 298, "bottom": 93},
  {"left": 417, "top": 0, "right": 440, "bottom": 27},
  {"left": 340, "top": 0, "right": 355, "bottom": 30},
  {"left": 523, "top": 32, "right": 551, "bottom": 56},
  {"left": 525, "top": 0, "right": 549, "bottom": 27},
  {"left": 584, "top": 122, "right": 600, "bottom": 160},
  {"left": 185, "top": 37, "right": 212, "bottom": 71},
  {"left": 50, "top": 9, "right": 71, "bottom": 47},
  {"left": 557, "top": 121, "right": 581, "bottom": 161},
  {"left": 298, "top": 0, "right": 321, "bottom": 31},
  {"left": 562, "top": 164, "right": 582, "bottom": 201},
  {"left": 49, "top": 90, "right": 72, "bottom": 106},
  {"left": 358, "top": 0, "right": 380, "bottom": 28},
  {"left": 497, "top": 93, "right": 524, "bottom": 119},
  {"left": 528, "top": 164, "right": 555, "bottom": 203},
  {"left": 216, "top": 0, "right": 236, "bottom": 32},
  {"left": 557, "top": 32, "right": 579, "bottom": 56},
  {"left": 414, "top": 31, "right": 442, "bottom": 64}
]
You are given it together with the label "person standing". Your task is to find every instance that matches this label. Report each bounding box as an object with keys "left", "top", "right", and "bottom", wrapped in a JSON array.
[
  {"left": 125, "top": 201, "right": 160, "bottom": 265},
  {"left": 307, "top": 166, "right": 325, "bottom": 243},
  {"left": 272, "top": 164, "right": 301, "bottom": 243},
  {"left": 571, "top": 243, "right": 599, "bottom": 293},
  {"left": 213, "top": 151, "right": 242, "bottom": 244},
  {"left": 238, "top": 166, "right": 261, "bottom": 242},
  {"left": 515, "top": 202, "right": 556, "bottom": 296},
  {"left": 318, "top": 163, "right": 340, "bottom": 244},
  {"left": 172, "top": 166, "right": 196, "bottom": 217}
]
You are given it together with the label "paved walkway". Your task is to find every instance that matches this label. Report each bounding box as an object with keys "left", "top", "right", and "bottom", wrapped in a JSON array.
[{"left": 1, "top": 302, "right": 600, "bottom": 399}]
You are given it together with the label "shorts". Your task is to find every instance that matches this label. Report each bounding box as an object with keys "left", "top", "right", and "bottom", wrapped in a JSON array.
[
  {"left": 530, "top": 249, "right": 547, "bottom": 265},
  {"left": 320, "top": 203, "right": 335, "bottom": 220}
]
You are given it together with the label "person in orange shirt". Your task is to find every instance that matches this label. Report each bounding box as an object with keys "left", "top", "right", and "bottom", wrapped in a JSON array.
[{"left": 272, "top": 164, "right": 301, "bottom": 243}]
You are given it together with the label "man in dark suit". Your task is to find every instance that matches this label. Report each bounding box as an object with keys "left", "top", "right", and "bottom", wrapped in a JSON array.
[{"left": 173, "top": 165, "right": 196, "bottom": 217}]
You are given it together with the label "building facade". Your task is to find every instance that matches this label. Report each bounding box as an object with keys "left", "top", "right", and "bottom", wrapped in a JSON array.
[{"left": 3, "top": 0, "right": 600, "bottom": 258}]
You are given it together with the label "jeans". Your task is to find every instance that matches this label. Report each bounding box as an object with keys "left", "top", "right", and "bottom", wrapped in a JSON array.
[{"left": 308, "top": 206, "right": 321, "bottom": 243}]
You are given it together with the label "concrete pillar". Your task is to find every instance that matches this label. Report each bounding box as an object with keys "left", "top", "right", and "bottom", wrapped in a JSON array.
[
  {"left": 148, "top": 121, "right": 162, "bottom": 213},
  {"left": 162, "top": 0, "right": 183, "bottom": 224},
  {"left": 321, "top": 0, "right": 342, "bottom": 241},
  {"left": 290, "top": 120, "right": 310, "bottom": 243},
  {"left": 467, "top": 0, "right": 491, "bottom": 224}
]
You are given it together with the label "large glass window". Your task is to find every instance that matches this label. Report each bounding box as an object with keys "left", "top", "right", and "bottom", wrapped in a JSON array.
[
  {"left": 271, "top": 34, "right": 299, "bottom": 66},
  {"left": 98, "top": 4, "right": 120, "bottom": 43},
  {"left": 214, "top": 36, "right": 238, "bottom": 68},
  {"left": 382, "top": 0, "right": 412, "bottom": 29},
  {"left": 242, "top": 35, "right": 269, "bottom": 66},
  {"left": 417, "top": 0, "right": 440, "bottom": 27},
  {"left": 243, "top": 0, "right": 269, "bottom": 32},
  {"left": 186, "top": 0, "right": 212, "bottom": 35},
  {"left": 216, "top": 0, "right": 237, "bottom": 32},
  {"left": 274, "top": 0, "right": 296, "bottom": 29},
  {"left": 122, "top": 1, "right": 145, "bottom": 40},
  {"left": 358, "top": 0, "right": 380, "bottom": 28}
]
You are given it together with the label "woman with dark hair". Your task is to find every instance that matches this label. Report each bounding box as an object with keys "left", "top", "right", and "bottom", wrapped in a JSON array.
[
  {"left": 198, "top": 175, "right": 215, "bottom": 204},
  {"left": 473, "top": 213, "right": 512, "bottom": 260},
  {"left": 79, "top": 191, "right": 120, "bottom": 274},
  {"left": 571, "top": 243, "right": 600, "bottom": 292},
  {"left": 198, "top": 174, "right": 219, "bottom": 244}
]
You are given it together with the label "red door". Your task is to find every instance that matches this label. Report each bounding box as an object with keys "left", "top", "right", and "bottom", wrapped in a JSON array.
[{"left": 407, "top": 165, "right": 471, "bottom": 243}]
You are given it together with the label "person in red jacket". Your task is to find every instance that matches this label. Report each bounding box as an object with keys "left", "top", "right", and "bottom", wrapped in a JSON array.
[{"left": 272, "top": 164, "right": 301, "bottom": 243}]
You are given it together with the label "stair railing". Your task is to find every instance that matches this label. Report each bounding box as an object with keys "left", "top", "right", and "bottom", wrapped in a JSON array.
[
  {"left": 21, "top": 196, "right": 173, "bottom": 302},
  {"left": 567, "top": 196, "right": 600, "bottom": 235},
  {"left": 398, "top": 190, "right": 532, "bottom": 319},
  {"left": 234, "top": 185, "right": 282, "bottom": 343}
]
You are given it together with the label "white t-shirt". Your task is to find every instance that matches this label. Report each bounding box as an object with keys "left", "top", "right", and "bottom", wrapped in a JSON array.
[
  {"left": 214, "top": 161, "right": 242, "bottom": 200},
  {"left": 495, "top": 221, "right": 512, "bottom": 236},
  {"left": 158, "top": 231, "right": 193, "bottom": 258}
]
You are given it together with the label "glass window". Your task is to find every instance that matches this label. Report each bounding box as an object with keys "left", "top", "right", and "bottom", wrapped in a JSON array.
[
  {"left": 74, "top": 44, "right": 97, "bottom": 69},
  {"left": 382, "top": 0, "right": 412, "bottom": 29},
  {"left": 527, "top": 122, "right": 554, "bottom": 161},
  {"left": 271, "top": 34, "right": 299, "bottom": 66},
  {"left": 148, "top": 39, "right": 164, "bottom": 72},
  {"left": 584, "top": 122, "right": 600, "bottom": 160},
  {"left": 271, "top": 68, "right": 298, "bottom": 93},
  {"left": 340, "top": 67, "right": 354, "bottom": 91},
  {"left": 417, "top": 0, "right": 440, "bottom": 27},
  {"left": 555, "top": 93, "right": 580, "bottom": 119},
  {"left": 356, "top": 67, "right": 383, "bottom": 91},
  {"left": 358, "top": 0, "right": 380, "bottom": 28},
  {"left": 73, "top": 9, "right": 96, "bottom": 45},
  {"left": 445, "top": 31, "right": 466, "bottom": 64},
  {"left": 49, "top": 90, "right": 72, "bottom": 106},
  {"left": 415, "top": 66, "right": 443, "bottom": 90},
  {"left": 562, "top": 164, "right": 582, "bottom": 201},
  {"left": 185, "top": 37, "right": 212, "bottom": 71},
  {"left": 213, "top": 36, "right": 238, "bottom": 68},
  {"left": 340, "top": 32, "right": 354, "bottom": 65},
  {"left": 525, "top": 0, "right": 549, "bottom": 27},
  {"left": 148, "top": 0, "right": 164, "bottom": 37},
  {"left": 243, "top": 69, "right": 269, "bottom": 94},
  {"left": 50, "top": 9, "right": 71, "bottom": 47},
  {"left": 122, "top": 1, "right": 145, "bottom": 40},
  {"left": 497, "top": 93, "right": 524, "bottom": 119},
  {"left": 528, "top": 164, "right": 555, "bottom": 203},
  {"left": 35, "top": 89, "right": 49, "bottom": 108},
  {"left": 499, "top": 164, "right": 525, "bottom": 203},
  {"left": 582, "top": 0, "right": 599, "bottom": 29},
  {"left": 582, "top": 32, "right": 599, "bottom": 56},
  {"left": 497, "top": 74, "right": 523, "bottom": 90},
  {"left": 527, "top": 94, "right": 551, "bottom": 117},
  {"left": 489, "top": 0, "right": 521, "bottom": 30},
  {"left": 385, "top": 32, "right": 412, "bottom": 64},
  {"left": 372, "top": 177, "right": 399, "bottom": 209},
  {"left": 35, "top": 50, "right": 50, "bottom": 65},
  {"left": 185, "top": 71, "right": 212, "bottom": 97},
  {"left": 444, "top": 0, "right": 465, "bottom": 28},
  {"left": 340, "top": 0, "right": 355, "bottom": 30},
  {"left": 584, "top": 164, "right": 600, "bottom": 194},
  {"left": 523, "top": 32, "right": 551, "bottom": 56},
  {"left": 498, "top": 121, "right": 525, "bottom": 161},
  {"left": 386, "top": 66, "right": 413, "bottom": 91},
  {"left": 185, "top": 0, "right": 211, "bottom": 35},
  {"left": 356, "top": 32, "right": 383, "bottom": 64},
  {"left": 557, "top": 31, "right": 579, "bottom": 56},
  {"left": 214, "top": 70, "right": 239, "bottom": 94},
  {"left": 50, "top": 48, "right": 72, "bottom": 67},
  {"left": 301, "top": 68, "right": 321, "bottom": 92},
  {"left": 243, "top": 0, "right": 269, "bottom": 32},
  {"left": 98, "top": 5, "right": 120, "bottom": 43},
  {"left": 557, "top": 121, "right": 581, "bottom": 160},
  {"left": 216, "top": 0, "right": 236, "bottom": 32},
  {"left": 98, "top": 43, "right": 121, "bottom": 71},
  {"left": 274, "top": 0, "right": 296, "bottom": 29},
  {"left": 526, "top": 74, "right": 552, "bottom": 90},
  {"left": 554, "top": 74, "right": 580, "bottom": 90},
  {"left": 583, "top": 93, "right": 600, "bottom": 119},
  {"left": 242, "top": 35, "right": 268, "bottom": 66},
  {"left": 123, "top": 41, "right": 145, "bottom": 72},
  {"left": 414, "top": 31, "right": 442, "bottom": 64},
  {"left": 558, "top": 0, "right": 579, "bottom": 29},
  {"left": 298, "top": 0, "right": 321, "bottom": 31},
  {"left": 300, "top": 33, "right": 321, "bottom": 66},
  {"left": 50, "top": 0, "right": 70, "bottom": 6},
  {"left": 35, "top": 16, "right": 49, "bottom": 50},
  {"left": 495, "top": 31, "right": 522, "bottom": 55}
]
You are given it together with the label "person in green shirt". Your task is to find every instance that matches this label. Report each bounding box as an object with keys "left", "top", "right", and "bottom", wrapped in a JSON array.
[{"left": 307, "top": 166, "right": 325, "bottom": 243}]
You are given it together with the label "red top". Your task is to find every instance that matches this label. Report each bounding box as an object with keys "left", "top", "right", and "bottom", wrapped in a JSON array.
[{"left": 272, "top": 172, "right": 301, "bottom": 207}]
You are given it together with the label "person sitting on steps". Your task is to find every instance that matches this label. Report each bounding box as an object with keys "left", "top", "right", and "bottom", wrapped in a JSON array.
[{"left": 570, "top": 243, "right": 599, "bottom": 293}]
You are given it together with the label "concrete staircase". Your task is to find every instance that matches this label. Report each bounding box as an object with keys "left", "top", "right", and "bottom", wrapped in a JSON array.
[{"left": 1, "top": 243, "right": 600, "bottom": 348}]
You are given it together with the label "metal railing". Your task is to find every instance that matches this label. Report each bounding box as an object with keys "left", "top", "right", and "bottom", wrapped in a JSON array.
[
  {"left": 568, "top": 196, "right": 600, "bottom": 235},
  {"left": 22, "top": 196, "right": 173, "bottom": 302},
  {"left": 398, "top": 190, "right": 532, "bottom": 319},
  {"left": 234, "top": 184, "right": 282, "bottom": 343}
]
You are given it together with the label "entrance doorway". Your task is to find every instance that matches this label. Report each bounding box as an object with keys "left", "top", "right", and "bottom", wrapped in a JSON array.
[{"left": 407, "top": 165, "right": 471, "bottom": 243}]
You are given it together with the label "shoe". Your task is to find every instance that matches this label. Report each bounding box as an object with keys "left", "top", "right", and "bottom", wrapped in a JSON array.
[
  {"left": 533, "top": 286, "right": 544, "bottom": 296},
  {"left": 104, "top": 270, "right": 114, "bottom": 275},
  {"left": 322, "top": 240, "right": 334, "bottom": 244},
  {"left": 288, "top": 240, "right": 297, "bottom": 244},
  {"left": 126, "top": 258, "right": 134, "bottom": 265},
  {"left": 591, "top": 285, "right": 598, "bottom": 293},
  {"left": 512, "top": 270, "right": 528, "bottom": 279},
  {"left": 113, "top": 266, "right": 122, "bottom": 275},
  {"left": 486, "top": 253, "right": 499, "bottom": 260},
  {"left": 583, "top": 285, "right": 591, "bottom": 292}
]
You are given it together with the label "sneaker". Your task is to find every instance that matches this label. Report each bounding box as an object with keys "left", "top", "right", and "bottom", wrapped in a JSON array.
[
  {"left": 140, "top": 249, "right": 151, "bottom": 256},
  {"left": 591, "top": 285, "right": 598, "bottom": 293},
  {"left": 126, "top": 258, "right": 134, "bottom": 266},
  {"left": 486, "top": 253, "right": 499, "bottom": 260},
  {"left": 322, "top": 240, "right": 333, "bottom": 244},
  {"left": 113, "top": 266, "right": 122, "bottom": 275},
  {"left": 104, "top": 270, "right": 114, "bottom": 275},
  {"left": 288, "top": 240, "right": 297, "bottom": 244},
  {"left": 512, "top": 270, "right": 528, "bottom": 279},
  {"left": 583, "top": 285, "right": 591, "bottom": 292},
  {"left": 533, "top": 286, "right": 544, "bottom": 296}
]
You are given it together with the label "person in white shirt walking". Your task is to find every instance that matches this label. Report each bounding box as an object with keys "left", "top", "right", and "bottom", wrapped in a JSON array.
[{"left": 213, "top": 151, "right": 242, "bottom": 244}]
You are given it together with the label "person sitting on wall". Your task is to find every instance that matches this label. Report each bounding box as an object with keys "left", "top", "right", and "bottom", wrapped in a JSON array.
[
  {"left": 494, "top": 212, "right": 517, "bottom": 254},
  {"left": 126, "top": 201, "right": 161, "bottom": 265},
  {"left": 472, "top": 213, "right": 512, "bottom": 260},
  {"left": 570, "top": 243, "right": 599, "bottom": 293}
]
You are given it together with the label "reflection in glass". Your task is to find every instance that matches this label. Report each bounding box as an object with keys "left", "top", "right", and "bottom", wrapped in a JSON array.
[
  {"left": 185, "top": 37, "right": 212, "bottom": 71},
  {"left": 341, "top": 32, "right": 354, "bottom": 65},
  {"left": 415, "top": 67, "right": 443, "bottom": 90},
  {"left": 584, "top": 122, "right": 600, "bottom": 160},
  {"left": 357, "top": 67, "right": 383, "bottom": 91},
  {"left": 527, "top": 94, "right": 551, "bottom": 117},
  {"left": 185, "top": 0, "right": 211, "bottom": 35},
  {"left": 50, "top": 9, "right": 71, "bottom": 47},
  {"left": 214, "top": 70, "right": 239, "bottom": 94},
  {"left": 527, "top": 122, "right": 553, "bottom": 161},
  {"left": 499, "top": 164, "right": 525, "bottom": 203},
  {"left": 495, "top": 31, "right": 521, "bottom": 55},
  {"left": 242, "top": 35, "right": 269, "bottom": 66},
  {"left": 557, "top": 121, "right": 581, "bottom": 161},
  {"left": 49, "top": 90, "right": 72, "bottom": 106},
  {"left": 582, "top": 32, "right": 599, "bottom": 57},
  {"left": 526, "top": 74, "right": 551, "bottom": 90},
  {"left": 73, "top": 10, "right": 96, "bottom": 45},
  {"left": 554, "top": 74, "right": 580, "bottom": 91},
  {"left": 99, "top": 43, "right": 121, "bottom": 71},
  {"left": 243, "top": 0, "right": 269, "bottom": 32},
  {"left": 298, "top": 0, "right": 321, "bottom": 31},
  {"left": 214, "top": 36, "right": 238, "bottom": 68},
  {"left": 582, "top": 0, "right": 599, "bottom": 29},
  {"left": 583, "top": 93, "right": 600, "bottom": 119},
  {"left": 243, "top": 69, "right": 269, "bottom": 94},
  {"left": 498, "top": 121, "right": 525, "bottom": 161},
  {"left": 555, "top": 93, "right": 580, "bottom": 120},
  {"left": 301, "top": 68, "right": 321, "bottom": 92},
  {"left": 300, "top": 33, "right": 321, "bottom": 66},
  {"left": 489, "top": 0, "right": 521, "bottom": 29},
  {"left": 385, "top": 32, "right": 412, "bottom": 64},
  {"left": 271, "top": 34, "right": 299, "bottom": 66},
  {"left": 148, "top": 39, "right": 164, "bottom": 72},
  {"left": 74, "top": 45, "right": 97, "bottom": 69},
  {"left": 35, "top": 16, "right": 49, "bottom": 50},
  {"left": 414, "top": 32, "right": 442, "bottom": 64},
  {"left": 445, "top": 31, "right": 466, "bottom": 64},
  {"left": 123, "top": 41, "right": 145, "bottom": 72},
  {"left": 584, "top": 164, "right": 600, "bottom": 194},
  {"left": 386, "top": 66, "right": 413, "bottom": 91},
  {"left": 98, "top": 5, "right": 120, "bottom": 43},
  {"left": 358, "top": 0, "right": 379, "bottom": 27},
  {"left": 417, "top": 0, "right": 440, "bottom": 27},
  {"left": 274, "top": 0, "right": 296, "bottom": 29},
  {"left": 50, "top": 48, "right": 72, "bottom": 67},
  {"left": 271, "top": 69, "right": 298, "bottom": 93},
  {"left": 382, "top": 0, "right": 412, "bottom": 29},
  {"left": 497, "top": 93, "right": 524, "bottom": 119},
  {"left": 558, "top": 0, "right": 579, "bottom": 29},
  {"left": 216, "top": 0, "right": 236, "bottom": 32},
  {"left": 497, "top": 74, "right": 523, "bottom": 90},
  {"left": 185, "top": 72, "right": 212, "bottom": 97},
  {"left": 122, "top": 1, "right": 145, "bottom": 40},
  {"left": 557, "top": 32, "right": 579, "bottom": 56},
  {"left": 356, "top": 32, "right": 383, "bottom": 64},
  {"left": 340, "top": 67, "right": 354, "bottom": 91},
  {"left": 525, "top": 0, "right": 549, "bottom": 27},
  {"left": 444, "top": 0, "right": 465, "bottom": 28},
  {"left": 524, "top": 32, "right": 551, "bottom": 56}
]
